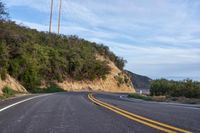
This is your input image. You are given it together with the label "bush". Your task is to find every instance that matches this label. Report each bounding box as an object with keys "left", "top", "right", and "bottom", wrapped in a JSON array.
[
  {"left": 150, "top": 79, "right": 200, "bottom": 98},
  {"left": 32, "top": 84, "right": 64, "bottom": 93},
  {"left": 2, "top": 86, "right": 15, "bottom": 97},
  {"left": 114, "top": 75, "right": 124, "bottom": 87}
]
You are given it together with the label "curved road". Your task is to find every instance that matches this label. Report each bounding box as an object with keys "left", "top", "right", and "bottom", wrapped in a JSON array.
[{"left": 0, "top": 92, "right": 199, "bottom": 133}]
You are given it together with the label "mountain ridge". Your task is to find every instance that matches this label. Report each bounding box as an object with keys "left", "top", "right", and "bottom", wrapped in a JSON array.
[{"left": 126, "top": 70, "right": 151, "bottom": 90}]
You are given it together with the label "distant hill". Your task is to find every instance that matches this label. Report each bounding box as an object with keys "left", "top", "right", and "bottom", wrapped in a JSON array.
[{"left": 126, "top": 71, "right": 152, "bottom": 90}]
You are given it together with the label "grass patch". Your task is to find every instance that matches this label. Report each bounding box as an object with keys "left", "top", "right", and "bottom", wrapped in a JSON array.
[
  {"left": 31, "top": 84, "right": 64, "bottom": 93},
  {"left": 1, "top": 86, "right": 16, "bottom": 98},
  {"left": 128, "top": 93, "right": 200, "bottom": 104},
  {"left": 167, "top": 97, "right": 200, "bottom": 104},
  {"left": 128, "top": 93, "right": 152, "bottom": 101}
]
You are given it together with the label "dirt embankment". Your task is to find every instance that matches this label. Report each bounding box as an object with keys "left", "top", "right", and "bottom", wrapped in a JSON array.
[
  {"left": 0, "top": 75, "right": 27, "bottom": 95},
  {"left": 57, "top": 56, "right": 135, "bottom": 93}
]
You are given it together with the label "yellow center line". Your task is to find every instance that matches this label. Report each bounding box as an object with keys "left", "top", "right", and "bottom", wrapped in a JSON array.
[
  {"left": 88, "top": 94, "right": 192, "bottom": 133},
  {"left": 89, "top": 94, "right": 192, "bottom": 133},
  {"left": 88, "top": 94, "right": 176, "bottom": 133}
]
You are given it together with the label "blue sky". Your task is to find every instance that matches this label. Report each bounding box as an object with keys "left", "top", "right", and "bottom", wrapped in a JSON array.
[{"left": 3, "top": 0, "right": 200, "bottom": 80}]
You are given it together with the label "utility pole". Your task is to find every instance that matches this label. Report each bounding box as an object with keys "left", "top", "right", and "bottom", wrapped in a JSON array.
[
  {"left": 58, "top": 0, "right": 62, "bottom": 34},
  {"left": 49, "top": 0, "right": 54, "bottom": 33}
]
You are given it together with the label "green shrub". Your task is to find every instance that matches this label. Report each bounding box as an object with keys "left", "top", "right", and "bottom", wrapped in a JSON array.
[
  {"left": 44, "top": 85, "right": 64, "bottom": 93},
  {"left": 2, "top": 86, "right": 15, "bottom": 97},
  {"left": 150, "top": 79, "right": 200, "bottom": 98},
  {"left": 114, "top": 75, "right": 124, "bottom": 86},
  {"left": 32, "top": 84, "right": 64, "bottom": 93}
]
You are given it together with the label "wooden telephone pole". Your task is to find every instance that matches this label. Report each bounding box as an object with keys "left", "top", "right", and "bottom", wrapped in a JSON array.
[
  {"left": 49, "top": 0, "right": 62, "bottom": 34},
  {"left": 49, "top": 0, "right": 53, "bottom": 33},
  {"left": 58, "top": 0, "right": 62, "bottom": 34}
]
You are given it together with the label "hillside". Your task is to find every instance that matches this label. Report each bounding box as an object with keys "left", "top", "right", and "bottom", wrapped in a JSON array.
[
  {"left": 0, "top": 20, "right": 134, "bottom": 93},
  {"left": 126, "top": 71, "right": 151, "bottom": 90},
  {"left": 57, "top": 56, "right": 134, "bottom": 93}
]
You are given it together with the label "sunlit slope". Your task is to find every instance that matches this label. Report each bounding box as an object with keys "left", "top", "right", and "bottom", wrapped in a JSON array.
[{"left": 57, "top": 55, "right": 135, "bottom": 93}]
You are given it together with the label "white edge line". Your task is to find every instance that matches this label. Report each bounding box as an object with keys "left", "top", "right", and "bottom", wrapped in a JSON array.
[{"left": 0, "top": 94, "right": 52, "bottom": 112}]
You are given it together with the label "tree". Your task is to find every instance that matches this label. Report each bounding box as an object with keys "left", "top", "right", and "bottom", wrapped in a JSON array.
[{"left": 0, "top": 1, "right": 9, "bottom": 21}]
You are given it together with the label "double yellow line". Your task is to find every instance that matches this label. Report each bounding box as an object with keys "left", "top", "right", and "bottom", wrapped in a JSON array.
[{"left": 88, "top": 94, "right": 192, "bottom": 133}]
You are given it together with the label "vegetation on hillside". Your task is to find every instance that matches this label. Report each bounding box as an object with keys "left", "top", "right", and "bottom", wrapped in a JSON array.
[
  {"left": 31, "top": 84, "right": 64, "bottom": 93},
  {"left": 128, "top": 79, "right": 200, "bottom": 104},
  {"left": 128, "top": 92, "right": 200, "bottom": 104},
  {"left": 150, "top": 79, "right": 200, "bottom": 98},
  {"left": 0, "top": 2, "right": 126, "bottom": 91},
  {"left": 1, "top": 86, "right": 16, "bottom": 98},
  {"left": 114, "top": 72, "right": 132, "bottom": 87}
]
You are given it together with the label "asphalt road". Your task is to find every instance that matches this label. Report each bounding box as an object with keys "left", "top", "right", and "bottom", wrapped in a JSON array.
[{"left": 0, "top": 92, "right": 199, "bottom": 133}]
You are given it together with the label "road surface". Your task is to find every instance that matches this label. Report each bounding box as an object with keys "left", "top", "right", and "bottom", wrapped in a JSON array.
[{"left": 0, "top": 92, "right": 199, "bottom": 133}]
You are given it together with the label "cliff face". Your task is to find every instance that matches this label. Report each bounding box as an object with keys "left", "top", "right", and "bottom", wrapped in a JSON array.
[
  {"left": 0, "top": 75, "right": 27, "bottom": 94},
  {"left": 57, "top": 56, "right": 135, "bottom": 93}
]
